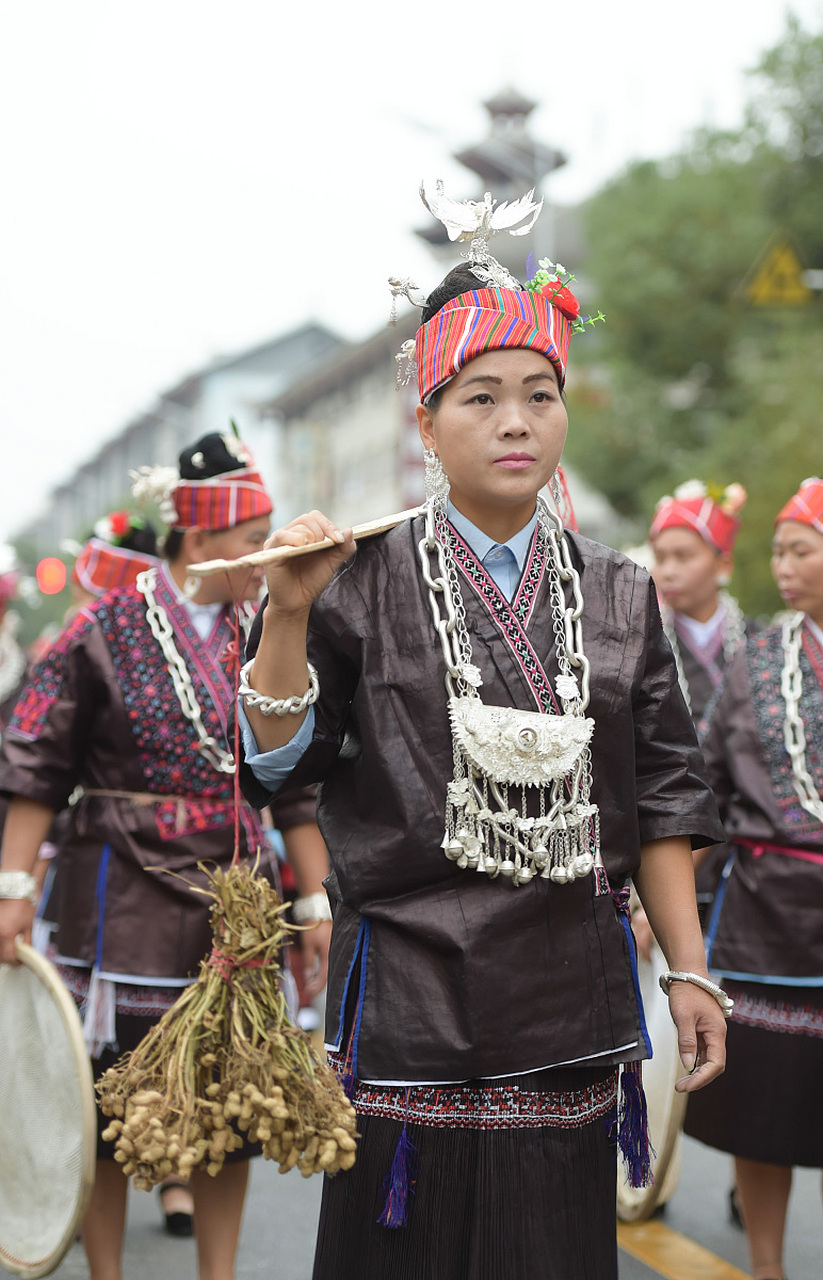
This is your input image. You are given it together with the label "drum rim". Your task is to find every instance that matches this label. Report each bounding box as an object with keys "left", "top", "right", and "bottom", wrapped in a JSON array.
[{"left": 0, "top": 940, "right": 97, "bottom": 1278}]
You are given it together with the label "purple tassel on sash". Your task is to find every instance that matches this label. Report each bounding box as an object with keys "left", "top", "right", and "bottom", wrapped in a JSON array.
[
  {"left": 377, "top": 1089, "right": 418, "bottom": 1228},
  {"left": 618, "top": 1062, "right": 654, "bottom": 1188},
  {"left": 377, "top": 1127, "right": 417, "bottom": 1228}
]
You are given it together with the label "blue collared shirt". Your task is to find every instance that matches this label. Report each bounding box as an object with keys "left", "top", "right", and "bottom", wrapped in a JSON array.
[
  {"left": 240, "top": 504, "right": 538, "bottom": 786},
  {"left": 447, "top": 503, "right": 536, "bottom": 601}
]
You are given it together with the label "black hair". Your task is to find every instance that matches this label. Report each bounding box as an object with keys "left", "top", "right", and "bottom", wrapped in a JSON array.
[
  {"left": 119, "top": 523, "right": 157, "bottom": 556},
  {"left": 163, "top": 528, "right": 185, "bottom": 561},
  {"left": 419, "top": 264, "right": 524, "bottom": 327}
]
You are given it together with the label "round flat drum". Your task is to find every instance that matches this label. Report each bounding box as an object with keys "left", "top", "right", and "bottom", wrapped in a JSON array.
[
  {"left": 616, "top": 942, "right": 687, "bottom": 1222},
  {"left": 0, "top": 941, "right": 96, "bottom": 1277}
]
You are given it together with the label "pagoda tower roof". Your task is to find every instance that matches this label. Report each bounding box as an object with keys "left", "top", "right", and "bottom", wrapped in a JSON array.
[{"left": 416, "top": 86, "right": 566, "bottom": 248}]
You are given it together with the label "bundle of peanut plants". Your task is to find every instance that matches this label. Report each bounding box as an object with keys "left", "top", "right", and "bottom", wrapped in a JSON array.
[{"left": 97, "top": 862, "right": 357, "bottom": 1189}]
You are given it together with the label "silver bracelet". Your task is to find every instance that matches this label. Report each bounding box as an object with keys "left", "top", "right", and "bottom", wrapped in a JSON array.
[
  {"left": 292, "top": 892, "right": 333, "bottom": 924},
  {"left": 659, "top": 970, "right": 734, "bottom": 1019},
  {"left": 238, "top": 658, "right": 319, "bottom": 717},
  {"left": 0, "top": 869, "right": 38, "bottom": 905}
]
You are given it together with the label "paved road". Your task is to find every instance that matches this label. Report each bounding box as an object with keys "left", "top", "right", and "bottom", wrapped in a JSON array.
[{"left": 5, "top": 1136, "right": 821, "bottom": 1279}]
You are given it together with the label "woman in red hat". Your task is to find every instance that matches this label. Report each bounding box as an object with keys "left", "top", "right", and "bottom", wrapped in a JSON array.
[
  {"left": 685, "top": 476, "right": 823, "bottom": 1280},
  {"left": 648, "top": 480, "right": 749, "bottom": 737},
  {"left": 646, "top": 481, "right": 753, "bottom": 932}
]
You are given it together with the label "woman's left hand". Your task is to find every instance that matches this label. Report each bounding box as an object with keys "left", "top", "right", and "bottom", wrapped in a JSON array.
[{"left": 667, "top": 980, "right": 727, "bottom": 1092}]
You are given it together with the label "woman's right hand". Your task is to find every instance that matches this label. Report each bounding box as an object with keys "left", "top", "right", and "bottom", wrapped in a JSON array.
[
  {"left": 0, "top": 897, "right": 34, "bottom": 966},
  {"left": 262, "top": 511, "right": 356, "bottom": 618}
]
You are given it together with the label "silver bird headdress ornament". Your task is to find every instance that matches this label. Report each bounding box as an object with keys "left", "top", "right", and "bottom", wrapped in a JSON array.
[{"left": 419, "top": 179, "right": 543, "bottom": 288}]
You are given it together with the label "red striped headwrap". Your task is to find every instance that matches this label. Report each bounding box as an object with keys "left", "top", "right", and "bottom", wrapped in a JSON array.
[
  {"left": 649, "top": 483, "right": 746, "bottom": 555},
  {"left": 776, "top": 477, "right": 823, "bottom": 534},
  {"left": 171, "top": 466, "right": 273, "bottom": 530},
  {"left": 72, "top": 540, "right": 160, "bottom": 597},
  {"left": 416, "top": 287, "right": 573, "bottom": 404}
]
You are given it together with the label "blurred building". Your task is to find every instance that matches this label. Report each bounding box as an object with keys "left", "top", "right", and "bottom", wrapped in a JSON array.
[
  {"left": 14, "top": 87, "right": 628, "bottom": 556},
  {"left": 15, "top": 324, "right": 345, "bottom": 556}
]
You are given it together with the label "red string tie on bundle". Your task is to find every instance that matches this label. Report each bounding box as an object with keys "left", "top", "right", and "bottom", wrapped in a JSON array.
[{"left": 207, "top": 947, "right": 267, "bottom": 984}]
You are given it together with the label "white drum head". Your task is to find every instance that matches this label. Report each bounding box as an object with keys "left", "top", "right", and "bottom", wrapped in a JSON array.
[
  {"left": 0, "top": 941, "right": 96, "bottom": 1277},
  {"left": 616, "top": 942, "right": 687, "bottom": 1222}
]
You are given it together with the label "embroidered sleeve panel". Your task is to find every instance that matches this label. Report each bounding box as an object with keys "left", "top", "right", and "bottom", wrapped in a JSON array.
[
  {"left": 0, "top": 610, "right": 106, "bottom": 810},
  {"left": 7, "top": 609, "right": 96, "bottom": 742}
]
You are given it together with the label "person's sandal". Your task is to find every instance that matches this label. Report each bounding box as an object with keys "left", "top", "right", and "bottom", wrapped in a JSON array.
[
  {"left": 727, "top": 1186, "right": 744, "bottom": 1230},
  {"left": 158, "top": 1178, "right": 194, "bottom": 1237}
]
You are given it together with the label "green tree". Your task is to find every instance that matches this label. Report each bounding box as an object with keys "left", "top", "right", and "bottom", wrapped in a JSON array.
[
  {"left": 746, "top": 13, "right": 823, "bottom": 265},
  {"left": 568, "top": 12, "right": 823, "bottom": 612}
]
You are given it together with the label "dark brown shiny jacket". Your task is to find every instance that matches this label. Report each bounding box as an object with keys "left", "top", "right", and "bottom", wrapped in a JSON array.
[{"left": 242, "top": 518, "right": 723, "bottom": 1082}]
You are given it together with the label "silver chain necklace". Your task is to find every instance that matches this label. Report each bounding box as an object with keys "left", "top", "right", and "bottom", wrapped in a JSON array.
[
  {"left": 780, "top": 611, "right": 823, "bottom": 826},
  {"left": 137, "top": 568, "right": 252, "bottom": 776},
  {"left": 662, "top": 591, "right": 746, "bottom": 713},
  {"left": 419, "top": 497, "right": 604, "bottom": 889}
]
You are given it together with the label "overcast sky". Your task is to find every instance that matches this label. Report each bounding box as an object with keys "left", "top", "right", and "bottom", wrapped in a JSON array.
[{"left": 1, "top": 0, "right": 820, "bottom": 544}]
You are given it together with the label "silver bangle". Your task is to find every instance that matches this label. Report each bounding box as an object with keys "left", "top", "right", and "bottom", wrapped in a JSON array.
[
  {"left": 292, "top": 892, "right": 333, "bottom": 924},
  {"left": 238, "top": 658, "right": 319, "bottom": 717},
  {"left": 659, "top": 970, "right": 734, "bottom": 1019},
  {"left": 0, "top": 870, "right": 38, "bottom": 905}
]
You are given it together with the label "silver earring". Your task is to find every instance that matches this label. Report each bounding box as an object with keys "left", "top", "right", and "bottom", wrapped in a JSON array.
[
  {"left": 182, "top": 574, "right": 200, "bottom": 600},
  {"left": 550, "top": 470, "right": 562, "bottom": 508},
  {"left": 423, "top": 448, "right": 450, "bottom": 504}
]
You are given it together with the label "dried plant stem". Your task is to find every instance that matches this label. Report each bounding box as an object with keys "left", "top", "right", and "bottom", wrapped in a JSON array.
[{"left": 97, "top": 862, "right": 357, "bottom": 1188}]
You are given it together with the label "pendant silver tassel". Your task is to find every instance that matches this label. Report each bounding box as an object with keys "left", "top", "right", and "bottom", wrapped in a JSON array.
[{"left": 442, "top": 765, "right": 602, "bottom": 889}]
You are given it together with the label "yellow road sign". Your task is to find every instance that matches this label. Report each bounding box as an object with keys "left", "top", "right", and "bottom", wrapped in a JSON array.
[{"left": 744, "top": 240, "right": 813, "bottom": 306}]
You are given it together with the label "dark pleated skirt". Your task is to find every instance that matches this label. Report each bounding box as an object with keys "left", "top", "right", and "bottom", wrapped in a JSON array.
[
  {"left": 685, "top": 980, "right": 823, "bottom": 1167},
  {"left": 312, "top": 1064, "right": 619, "bottom": 1280}
]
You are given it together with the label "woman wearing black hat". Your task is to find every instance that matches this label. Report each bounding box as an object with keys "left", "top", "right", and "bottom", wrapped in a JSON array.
[{"left": 0, "top": 432, "right": 329, "bottom": 1280}]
